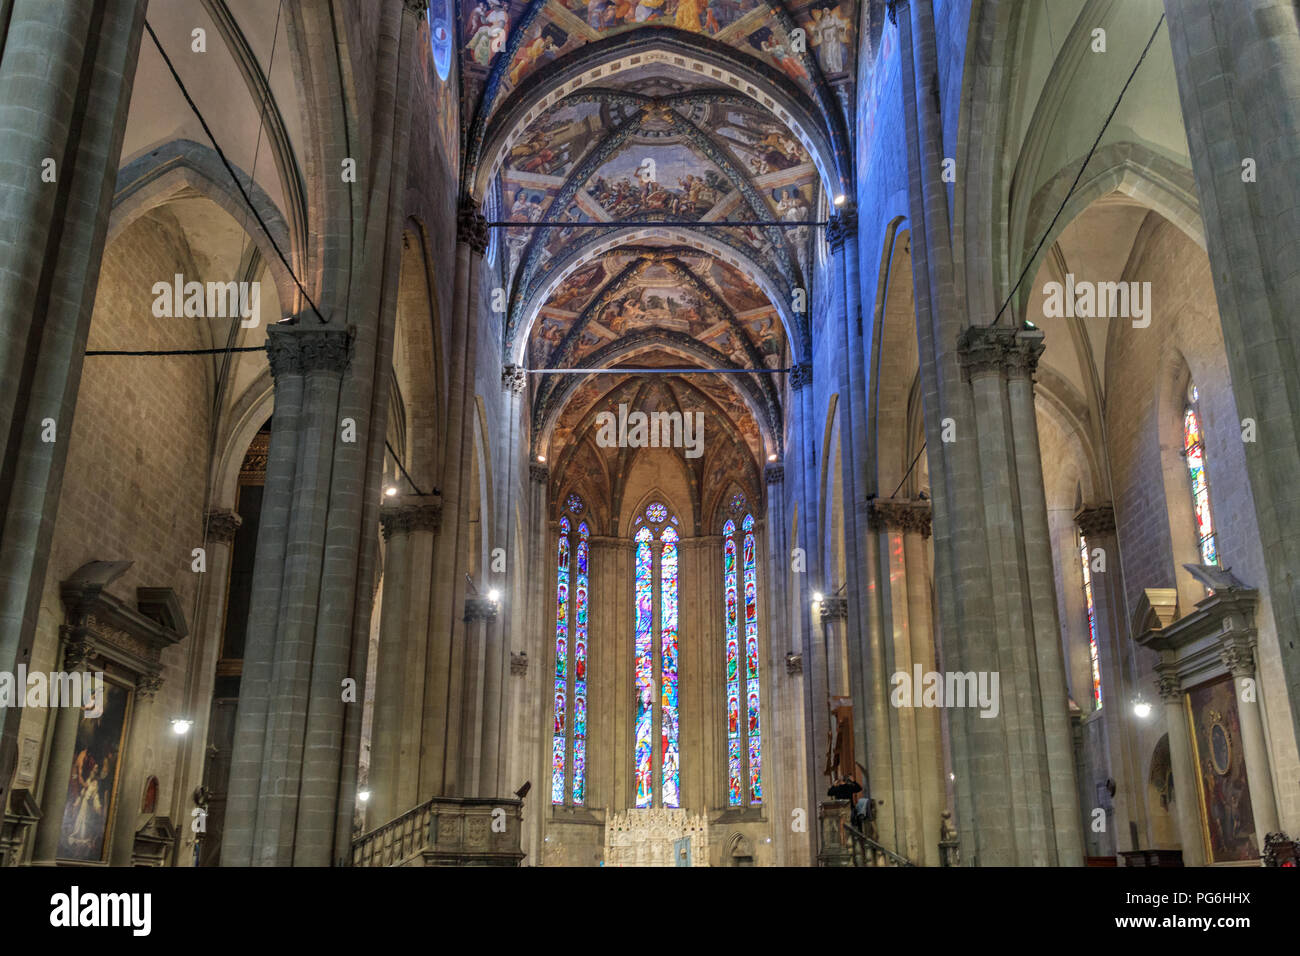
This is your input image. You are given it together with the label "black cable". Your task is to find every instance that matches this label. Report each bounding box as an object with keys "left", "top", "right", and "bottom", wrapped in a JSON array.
[
  {"left": 529, "top": 366, "right": 790, "bottom": 375},
  {"left": 384, "top": 439, "right": 429, "bottom": 497},
  {"left": 993, "top": 13, "right": 1167, "bottom": 325},
  {"left": 85, "top": 346, "right": 265, "bottom": 356},
  {"left": 486, "top": 220, "right": 826, "bottom": 228},
  {"left": 890, "top": 442, "right": 927, "bottom": 499},
  {"left": 143, "top": 19, "right": 326, "bottom": 324}
]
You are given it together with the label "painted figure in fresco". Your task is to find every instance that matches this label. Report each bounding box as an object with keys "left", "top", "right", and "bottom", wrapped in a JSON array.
[
  {"left": 757, "top": 31, "right": 810, "bottom": 84},
  {"left": 509, "top": 23, "right": 567, "bottom": 86},
  {"left": 467, "top": 0, "right": 509, "bottom": 67},
  {"left": 809, "top": 5, "right": 850, "bottom": 74},
  {"left": 634, "top": 0, "right": 667, "bottom": 23},
  {"left": 675, "top": 0, "right": 706, "bottom": 32}
]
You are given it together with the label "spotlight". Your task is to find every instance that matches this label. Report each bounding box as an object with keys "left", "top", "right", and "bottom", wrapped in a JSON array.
[
  {"left": 833, "top": 194, "right": 847, "bottom": 206},
  {"left": 384, "top": 486, "right": 398, "bottom": 497},
  {"left": 488, "top": 588, "right": 501, "bottom": 603},
  {"left": 537, "top": 455, "right": 546, "bottom": 463},
  {"left": 171, "top": 718, "right": 193, "bottom": 736},
  {"left": 813, "top": 592, "right": 824, "bottom": 603},
  {"left": 768, "top": 453, "right": 778, "bottom": 462},
  {"left": 358, "top": 789, "right": 371, "bottom": 804},
  {"left": 1132, "top": 696, "right": 1152, "bottom": 719}
]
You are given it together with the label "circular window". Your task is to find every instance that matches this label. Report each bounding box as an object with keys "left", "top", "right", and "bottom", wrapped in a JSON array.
[{"left": 645, "top": 502, "right": 668, "bottom": 523}]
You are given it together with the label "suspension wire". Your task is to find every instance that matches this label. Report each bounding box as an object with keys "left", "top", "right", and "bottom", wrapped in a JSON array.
[
  {"left": 486, "top": 220, "right": 826, "bottom": 228},
  {"left": 85, "top": 346, "right": 265, "bottom": 356},
  {"left": 384, "top": 440, "right": 430, "bottom": 497},
  {"left": 889, "top": 442, "right": 928, "bottom": 500},
  {"left": 992, "top": 13, "right": 1166, "bottom": 325},
  {"left": 143, "top": 19, "right": 326, "bottom": 323},
  {"left": 529, "top": 366, "right": 791, "bottom": 374}
]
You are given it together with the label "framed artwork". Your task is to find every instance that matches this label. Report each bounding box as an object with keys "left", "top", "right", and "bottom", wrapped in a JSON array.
[
  {"left": 1185, "top": 675, "right": 1257, "bottom": 863},
  {"left": 56, "top": 676, "right": 133, "bottom": 863}
]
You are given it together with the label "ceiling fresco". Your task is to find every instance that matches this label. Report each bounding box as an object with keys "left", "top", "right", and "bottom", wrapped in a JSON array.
[{"left": 458, "top": 0, "right": 861, "bottom": 493}]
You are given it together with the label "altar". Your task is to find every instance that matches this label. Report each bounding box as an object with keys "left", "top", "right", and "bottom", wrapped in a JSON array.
[{"left": 603, "top": 808, "right": 710, "bottom": 867}]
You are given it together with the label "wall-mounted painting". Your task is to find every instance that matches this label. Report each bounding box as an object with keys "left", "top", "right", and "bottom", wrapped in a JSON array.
[
  {"left": 1186, "top": 674, "right": 1257, "bottom": 863},
  {"left": 57, "top": 676, "right": 132, "bottom": 863}
]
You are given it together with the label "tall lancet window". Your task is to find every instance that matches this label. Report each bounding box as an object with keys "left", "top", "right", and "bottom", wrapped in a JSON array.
[
  {"left": 552, "top": 495, "right": 589, "bottom": 805},
  {"left": 1183, "top": 384, "right": 1218, "bottom": 566},
  {"left": 1078, "top": 532, "right": 1102, "bottom": 710},
  {"left": 723, "top": 507, "right": 763, "bottom": 806},
  {"left": 632, "top": 502, "right": 681, "bottom": 808}
]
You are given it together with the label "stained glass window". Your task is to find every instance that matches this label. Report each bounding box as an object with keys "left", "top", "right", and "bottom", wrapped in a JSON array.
[
  {"left": 723, "top": 514, "right": 763, "bottom": 805},
  {"left": 1079, "top": 532, "right": 1102, "bottom": 710},
  {"left": 634, "top": 526, "right": 654, "bottom": 808},
  {"left": 552, "top": 498, "right": 590, "bottom": 806},
  {"left": 645, "top": 501, "right": 669, "bottom": 523},
  {"left": 1183, "top": 386, "right": 1218, "bottom": 567},
  {"left": 660, "top": 526, "right": 680, "bottom": 807}
]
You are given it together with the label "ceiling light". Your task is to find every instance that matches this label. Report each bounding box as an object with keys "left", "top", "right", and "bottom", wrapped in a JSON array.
[
  {"left": 384, "top": 486, "right": 398, "bottom": 497},
  {"left": 768, "top": 453, "right": 777, "bottom": 462},
  {"left": 833, "top": 194, "right": 847, "bottom": 206},
  {"left": 171, "top": 718, "right": 193, "bottom": 736},
  {"left": 1132, "top": 694, "right": 1152, "bottom": 719},
  {"left": 358, "top": 790, "right": 371, "bottom": 804},
  {"left": 813, "top": 592, "right": 824, "bottom": 603},
  {"left": 488, "top": 588, "right": 501, "bottom": 603},
  {"left": 537, "top": 455, "right": 546, "bottom": 463}
]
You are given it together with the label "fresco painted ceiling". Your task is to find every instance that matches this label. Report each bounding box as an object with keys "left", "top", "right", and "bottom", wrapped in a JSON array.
[{"left": 458, "top": 0, "right": 863, "bottom": 478}]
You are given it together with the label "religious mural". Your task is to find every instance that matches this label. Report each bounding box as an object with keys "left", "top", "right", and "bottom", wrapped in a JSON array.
[
  {"left": 57, "top": 678, "right": 132, "bottom": 863},
  {"left": 1186, "top": 675, "right": 1258, "bottom": 863}
]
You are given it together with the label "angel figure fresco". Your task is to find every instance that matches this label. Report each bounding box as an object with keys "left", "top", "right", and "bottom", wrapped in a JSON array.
[
  {"left": 809, "top": 5, "right": 851, "bottom": 75},
  {"left": 466, "top": 0, "right": 509, "bottom": 67}
]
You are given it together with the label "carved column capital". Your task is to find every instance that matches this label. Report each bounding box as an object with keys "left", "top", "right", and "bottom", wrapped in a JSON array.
[
  {"left": 502, "top": 364, "right": 528, "bottom": 394},
  {"left": 135, "top": 672, "right": 164, "bottom": 701},
  {"left": 829, "top": 205, "right": 857, "bottom": 250},
  {"left": 529, "top": 463, "right": 549, "bottom": 484},
  {"left": 205, "top": 509, "right": 242, "bottom": 544},
  {"left": 458, "top": 195, "right": 489, "bottom": 254},
  {"left": 266, "top": 327, "right": 353, "bottom": 382},
  {"left": 402, "top": 0, "right": 429, "bottom": 15},
  {"left": 819, "top": 596, "right": 848, "bottom": 625},
  {"left": 825, "top": 216, "right": 843, "bottom": 251},
  {"left": 867, "top": 497, "right": 932, "bottom": 538},
  {"left": 380, "top": 497, "right": 442, "bottom": 539},
  {"left": 510, "top": 652, "right": 529, "bottom": 676},
  {"left": 765, "top": 463, "right": 785, "bottom": 485},
  {"left": 464, "top": 596, "right": 499, "bottom": 623},
  {"left": 789, "top": 362, "right": 813, "bottom": 391},
  {"left": 1220, "top": 634, "right": 1257, "bottom": 678},
  {"left": 785, "top": 652, "right": 803, "bottom": 675},
  {"left": 956, "top": 325, "right": 1044, "bottom": 382},
  {"left": 1074, "top": 503, "right": 1116, "bottom": 538},
  {"left": 1155, "top": 670, "right": 1183, "bottom": 703}
]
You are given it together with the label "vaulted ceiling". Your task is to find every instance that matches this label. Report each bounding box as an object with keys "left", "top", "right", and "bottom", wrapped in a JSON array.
[{"left": 451, "top": 0, "right": 863, "bottom": 493}]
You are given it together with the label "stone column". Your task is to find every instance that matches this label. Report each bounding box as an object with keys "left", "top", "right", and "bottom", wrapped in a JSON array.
[
  {"left": 1075, "top": 503, "right": 1147, "bottom": 851},
  {"left": 1220, "top": 634, "right": 1281, "bottom": 845},
  {"left": 1156, "top": 669, "right": 1204, "bottom": 866},
  {"left": 223, "top": 325, "right": 353, "bottom": 867},
  {"left": 520, "top": 463, "right": 549, "bottom": 862},
  {"left": 1163, "top": 0, "right": 1300, "bottom": 752},
  {"left": 1006, "top": 328, "right": 1084, "bottom": 865},
  {"left": 820, "top": 597, "right": 850, "bottom": 701},
  {"left": 461, "top": 595, "right": 500, "bottom": 793},
  {"left": 0, "top": 0, "right": 148, "bottom": 805},
  {"left": 422, "top": 197, "right": 488, "bottom": 800}
]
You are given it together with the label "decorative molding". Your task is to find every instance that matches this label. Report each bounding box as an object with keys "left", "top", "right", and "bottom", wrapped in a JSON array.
[
  {"left": 1155, "top": 669, "right": 1183, "bottom": 703},
  {"left": 58, "top": 562, "right": 184, "bottom": 683},
  {"left": 135, "top": 673, "right": 164, "bottom": 701},
  {"left": 380, "top": 497, "right": 442, "bottom": 539},
  {"left": 502, "top": 364, "right": 528, "bottom": 394},
  {"left": 266, "top": 326, "right": 353, "bottom": 381},
  {"left": 529, "top": 463, "right": 549, "bottom": 484},
  {"left": 1219, "top": 633, "right": 1256, "bottom": 678},
  {"left": 868, "top": 497, "right": 932, "bottom": 538},
  {"left": 1074, "top": 503, "right": 1116, "bottom": 538},
  {"left": 785, "top": 652, "right": 803, "bottom": 675},
  {"left": 457, "top": 195, "right": 488, "bottom": 254},
  {"left": 510, "top": 652, "right": 528, "bottom": 676},
  {"left": 789, "top": 362, "right": 813, "bottom": 391},
  {"left": 205, "top": 509, "right": 242, "bottom": 544},
  {"left": 820, "top": 596, "right": 848, "bottom": 624},
  {"left": 765, "top": 464, "right": 784, "bottom": 485},
  {"left": 464, "top": 596, "right": 499, "bottom": 623}
]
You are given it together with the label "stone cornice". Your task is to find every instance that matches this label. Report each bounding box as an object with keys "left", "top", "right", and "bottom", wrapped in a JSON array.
[
  {"left": 867, "top": 497, "right": 932, "bottom": 538},
  {"left": 1075, "top": 503, "right": 1116, "bottom": 538},
  {"left": 205, "top": 509, "right": 242, "bottom": 544},
  {"left": 380, "top": 496, "right": 442, "bottom": 539},
  {"left": 266, "top": 326, "right": 353, "bottom": 381}
]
